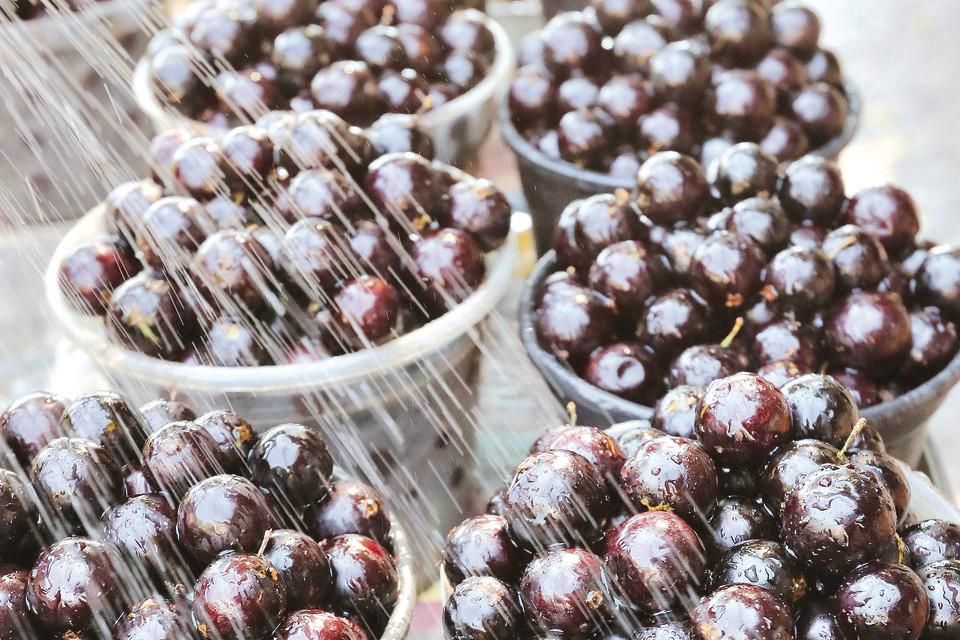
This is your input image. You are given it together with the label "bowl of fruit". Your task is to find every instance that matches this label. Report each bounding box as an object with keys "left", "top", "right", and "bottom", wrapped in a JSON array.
[
  {"left": 44, "top": 112, "right": 519, "bottom": 580},
  {"left": 439, "top": 374, "right": 960, "bottom": 639},
  {"left": 519, "top": 147, "right": 960, "bottom": 467},
  {"left": 0, "top": 390, "right": 416, "bottom": 639},
  {"left": 0, "top": 0, "right": 152, "bottom": 224},
  {"left": 133, "top": 0, "right": 514, "bottom": 165},
  {"left": 499, "top": 0, "right": 859, "bottom": 251}
]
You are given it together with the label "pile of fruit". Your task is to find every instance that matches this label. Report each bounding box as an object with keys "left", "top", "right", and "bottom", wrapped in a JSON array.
[
  {"left": 147, "top": 0, "right": 496, "bottom": 128},
  {"left": 533, "top": 146, "right": 959, "bottom": 407},
  {"left": 442, "top": 372, "right": 960, "bottom": 639},
  {"left": 0, "top": 390, "right": 403, "bottom": 639},
  {"left": 56, "top": 109, "right": 511, "bottom": 366},
  {"left": 509, "top": 0, "right": 849, "bottom": 176}
]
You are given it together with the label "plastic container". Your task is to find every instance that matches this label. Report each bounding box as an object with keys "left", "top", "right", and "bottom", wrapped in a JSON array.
[
  {"left": 518, "top": 250, "right": 960, "bottom": 468},
  {"left": 377, "top": 488, "right": 419, "bottom": 639},
  {"left": 131, "top": 13, "right": 515, "bottom": 167},
  {"left": 498, "top": 85, "right": 862, "bottom": 253},
  {"left": 45, "top": 206, "right": 520, "bottom": 586},
  {"left": 0, "top": 1, "right": 151, "bottom": 226}
]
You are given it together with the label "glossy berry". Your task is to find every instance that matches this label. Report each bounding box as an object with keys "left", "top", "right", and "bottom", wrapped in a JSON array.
[
  {"left": 305, "top": 479, "right": 392, "bottom": 545},
  {"left": 333, "top": 276, "right": 401, "bottom": 349},
  {"left": 537, "top": 426, "right": 627, "bottom": 486},
  {"left": 553, "top": 193, "right": 644, "bottom": 272},
  {"left": 824, "top": 291, "right": 911, "bottom": 372},
  {"left": 442, "top": 179, "right": 511, "bottom": 252},
  {"left": 781, "top": 463, "right": 897, "bottom": 576},
  {"left": 836, "top": 562, "right": 928, "bottom": 640},
  {"left": 115, "top": 597, "right": 195, "bottom": 640},
  {"left": 25, "top": 537, "right": 122, "bottom": 633},
  {"left": 903, "top": 519, "right": 960, "bottom": 570},
  {"left": 849, "top": 449, "right": 910, "bottom": 523},
  {"left": 760, "top": 439, "right": 840, "bottom": 512},
  {"left": 669, "top": 343, "right": 749, "bottom": 388},
  {"left": 589, "top": 240, "right": 665, "bottom": 317},
  {"left": 557, "top": 109, "right": 611, "bottom": 168},
  {"left": 916, "top": 246, "right": 960, "bottom": 319},
  {"left": 443, "top": 514, "right": 528, "bottom": 585},
  {"left": 249, "top": 423, "right": 334, "bottom": 507},
  {"left": 604, "top": 511, "right": 706, "bottom": 613},
  {"left": 790, "top": 82, "right": 848, "bottom": 144},
  {"left": 503, "top": 450, "right": 610, "bottom": 550},
  {"left": 584, "top": 343, "right": 664, "bottom": 405},
  {"left": 540, "top": 13, "right": 604, "bottom": 77},
  {"left": 61, "top": 391, "right": 146, "bottom": 464},
  {"left": 709, "top": 539, "right": 807, "bottom": 603},
  {"left": 690, "top": 584, "right": 793, "bottom": 640},
  {"left": 640, "top": 289, "right": 711, "bottom": 355},
  {"left": 58, "top": 238, "right": 139, "bottom": 315},
  {"left": 721, "top": 197, "right": 790, "bottom": 254},
  {"left": 781, "top": 374, "right": 858, "bottom": 446},
  {"left": 620, "top": 435, "right": 718, "bottom": 520},
  {"left": 710, "top": 143, "right": 779, "bottom": 205},
  {"left": 917, "top": 560, "right": 960, "bottom": 639},
  {"left": 519, "top": 548, "right": 614, "bottom": 637},
  {"left": 101, "top": 494, "right": 180, "bottom": 579},
  {"left": 843, "top": 185, "right": 919, "bottom": 254},
  {"left": 635, "top": 152, "right": 709, "bottom": 225},
  {"left": 822, "top": 224, "right": 889, "bottom": 291},
  {"left": 195, "top": 410, "right": 258, "bottom": 474},
  {"left": 535, "top": 282, "right": 616, "bottom": 366},
  {"left": 177, "top": 474, "right": 272, "bottom": 565},
  {"left": 708, "top": 70, "right": 777, "bottom": 140},
  {"left": 690, "top": 231, "right": 766, "bottom": 309},
  {"left": 365, "top": 152, "right": 439, "bottom": 231},
  {"left": 443, "top": 576, "right": 523, "bottom": 640},
  {"left": 276, "top": 610, "right": 369, "bottom": 640},
  {"left": 142, "top": 420, "right": 225, "bottom": 499},
  {"left": 704, "top": 0, "right": 772, "bottom": 66},
  {"left": 0, "top": 392, "right": 67, "bottom": 464},
  {"left": 140, "top": 399, "right": 196, "bottom": 435},
  {"left": 30, "top": 437, "right": 121, "bottom": 531},
  {"left": 263, "top": 529, "right": 332, "bottom": 611},
  {"left": 763, "top": 246, "right": 835, "bottom": 314},
  {"left": 703, "top": 496, "right": 776, "bottom": 558},
  {"left": 0, "top": 471, "right": 31, "bottom": 551},
  {"left": 106, "top": 272, "right": 197, "bottom": 360},
  {"left": 652, "top": 385, "right": 703, "bottom": 439},
  {"left": 696, "top": 373, "right": 791, "bottom": 467},
  {"left": 193, "top": 552, "right": 288, "bottom": 640},
  {"left": 323, "top": 534, "right": 399, "bottom": 632}
]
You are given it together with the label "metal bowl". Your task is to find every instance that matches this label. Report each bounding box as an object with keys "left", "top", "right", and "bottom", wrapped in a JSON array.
[
  {"left": 518, "top": 250, "right": 960, "bottom": 467},
  {"left": 498, "top": 83, "right": 862, "bottom": 253}
]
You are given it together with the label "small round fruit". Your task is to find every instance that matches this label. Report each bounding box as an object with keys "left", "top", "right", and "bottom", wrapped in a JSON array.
[
  {"left": 690, "top": 584, "right": 793, "bottom": 640},
  {"left": 824, "top": 291, "right": 911, "bottom": 372},
  {"left": 519, "top": 548, "right": 614, "bottom": 637},
  {"left": 0, "top": 392, "right": 67, "bottom": 464},
  {"left": 584, "top": 343, "right": 664, "bottom": 406},
  {"left": 703, "top": 496, "right": 776, "bottom": 558},
  {"left": 903, "top": 519, "right": 960, "bottom": 570},
  {"left": 836, "top": 562, "right": 928, "bottom": 640},
  {"left": 249, "top": 423, "right": 334, "bottom": 507},
  {"left": 635, "top": 151, "right": 709, "bottom": 225},
  {"left": 620, "top": 435, "right": 717, "bottom": 520},
  {"left": 689, "top": 231, "right": 766, "bottom": 309},
  {"left": 443, "top": 515, "right": 528, "bottom": 586},
  {"left": 142, "top": 420, "right": 225, "bottom": 499},
  {"left": 709, "top": 539, "right": 806, "bottom": 603},
  {"left": 323, "top": 534, "right": 399, "bottom": 633},
  {"left": 305, "top": 479, "right": 392, "bottom": 545},
  {"left": 275, "top": 610, "right": 369, "bottom": 640},
  {"left": 781, "top": 373, "right": 858, "bottom": 446},
  {"left": 916, "top": 246, "right": 960, "bottom": 319},
  {"left": 193, "top": 552, "right": 288, "bottom": 640},
  {"left": 917, "top": 560, "right": 960, "bottom": 639},
  {"left": 443, "top": 576, "right": 523, "bottom": 640},
  {"left": 760, "top": 439, "right": 840, "bottom": 512},
  {"left": 263, "top": 529, "right": 331, "bottom": 611}
]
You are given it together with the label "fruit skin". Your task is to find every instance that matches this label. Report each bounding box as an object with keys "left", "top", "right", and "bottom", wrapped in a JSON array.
[
  {"left": 249, "top": 423, "right": 334, "bottom": 508},
  {"left": 25, "top": 537, "right": 123, "bottom": 634},
  {"left": 502, "top": 450, "right": 611, "bottom": 551},
  {"left": 519, "top": 548, "right": 614, "bottom": 638},
  {"left": 0, "top": 392, "right": 67, "bottom": 465},
  {"left": 176, "top": 474, "right": 273, "bottom": 565},
  {"left": 443, "top": 514, "right": 528, "bottom": 586},
  {"left": 917, "top": 560, "right": 960, "bottom": 639},
  {"left": 30, "top": 437, "right": 122, "bottom": 533},
  {"left": 824, "top": 291, "right": 912, "bottom": 373},
  {"left": 603, "top": 511, "right": 706, "bottom": 613},
  {"left": 443, "top": 576, "right": 523, "bottom": 640},
  {"left": 619, "top": 435, "right": 718, "bottom": 521},
  {"left": 689, "top": 231, "right": 766, "bottom": 309},
  {"left": 795, "top": 598, "right": 846, "bottom": 640},
  {"left": 780, "top": 463, "right": 897, "bottom": 577},
  {"left": 695, "top": 373, "right": 791, "bottom": 468},
  {"left": 0, "top": 569, "right": 33, "bottom": 640},
  {"left": 192, "top": 552, "right": 288, "bottom": 640},
  {"left": 114, "top": 596, "right": 196, "bottom": 640},
  {"left": 780, "top": 374, "right": 858, "bottom": 447},
  {"left": 708, "top": 539, "right": 807, "bottom": 604},
  {"left": 690, "top": 583, "right": 794, "bottom": 640},
  {"left": 305, "top": 479, "right": 392, "bottom": 546},
  {"left": 835, "top": 562, "right": 928, "bottom": 640},
  {"left": 0, "top": 470, "right": 32, "bottom": 553},
  {"left": 275, "top": 610, "right": 370, "bottom": 640},
  {"left": 322, "top": 534, "right": 399, "bottom": 635},
  {"left": 760, "top": 439, "right": 839, "bottom": 513},
  {"left": 101, "top": 494, "right": 180, "bottom": 580},
  {"left": 535, "top": 281, "right": 617, "bottom": 364},
  {"left": 142, "top": 420, "right": 225, "bottom": 500},
  {"left": 60, "top": 390, "right": 147, "bottom": 465},
  {"left": 263, "top": 529, "right": 332, "bottom": 611},
  {"left": 902, "top": 519, "right": 960, "bottom": 570},
  {"left": 703, "top": 496, "right": 776, "bottom": 559}
]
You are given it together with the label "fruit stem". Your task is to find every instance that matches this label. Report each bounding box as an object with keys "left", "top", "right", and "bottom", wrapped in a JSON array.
[
  {"left": 566, "top": 401, "right": 577, "bottom": 426},
  {"left": 257, "top": 529, "right": 273, "bottom": 557},
  {"left": 825, "top": 235, "right": 857, "bottom": 260},
  {"left": 720, "top": 317, "right": 744, "bottom": 348},
  {"left": 837, "top": 417, "right": 867, "bottom": 461}
]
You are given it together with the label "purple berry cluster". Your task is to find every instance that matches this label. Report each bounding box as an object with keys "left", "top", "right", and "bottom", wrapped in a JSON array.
[
  {"left": 442, "top": 372, "right": 960, "bottom": 639},
  {"left": 509, "top": 0, "right": 849, "bottom": 176},
  {"left": 56, "top": 109, "right": 511, "bottom": 366},
  {"left": 534, "top": 146, "right": 959, "bottom": 408},
  {"left": 147, "top": 0, "right": 495, "bottom": 129},
  {"left": 0, "top": 389, "right": 402, "bottom": 639}
]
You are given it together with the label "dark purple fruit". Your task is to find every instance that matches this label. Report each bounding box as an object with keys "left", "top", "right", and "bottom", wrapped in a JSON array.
[
  {"left": 106, "top": 272, "right": 197, "bottom": 360},
  {"left": 916, "top": 246, "right": 960, "bottom": 319},
  {"left": 584, "top": 343, "right": 664, "bottom": 405},
  {"left": 652, "top": 385, "right": 703, "bottom": 439},
  {"left": 503, "top": 450, "right": 610, "bottom": 550},
  {"left": 771, "top": 3, "right": 820, "bottom": 58},
  {"left": 25, "top": 537, "right": 122, "bottom": 633},
  {"left": 365, "top": 152, "right": 439, "bottom": 231},
  {"left": 540, "top": 13, "right": 604, "bottom": 77},
  {"left": 442, "top": 179, "right": 511, "bottom": 252},
  {"left": 708, "top": 70, "right": 776, "bottom": 140},
  {"left": 114, "top": 597, "right": 195, "bottom": 640},
  {"left": 710, "top": 143, "right": 779, "bottom": 205},
  {"left": 557, "top": 109, "right": 611, "bottom": 169},
  {"left": 443, "top": 576, "right": 523, "bottom": 640},
  {"left": 781, "top": 463, "right": 897, "bottom": 576},
  {"left": 821, "top": 224, "right": 889, "bottom": 291},
  {"left": 703, "top": 496, "right": 776, "bottom": 558},
  {"left": 917, "top": 560, "right": 960, "bottom": 639},
  {"left": 763, "top": 246, "right": 835, "bottom": 314},
  {"left": 323, "top": 534, "right": 399, "bottom": 633},
  {"left": 101, "top": 494, "right": 180, "bottom": 579},
  {"left": 59, "top": 238, "right": 139, "bottom": 315},
  {"left": 263, "top": 529, "right": 331, "bottom": 611},
  {"left": 443, "top": 514, "right": 528, "bottom": 586},
  {"left": 824, "top": 291, "right": 911, "bottom": 373},
  {"left": 795, "top": 598, "right": 846, "bottom": 640},
  {"left": 519, "top": 548, "right": 614, "bottom": 637},
  {"left": 635, "top": 151, "right": 709, "bottom": 225},
  {"left": 0, "top": 392, "right": 67, "bottom": 464},
  {"left": 139, "top": 399, "right": 196, "bottom": 435},
  {"left": 696, "top": 372, "right": 791, "bottom": 467},
  {"left": 30, "top": 437, "right": 121, "bottom": 531},
  {"left": 704, "top": 0, "right": 772, "bottom": 66},
  {"left": 193, "top": 552, "right": 288, "bottom": 640},
  {"left": 620, "top": 435, "right": 717, "bottom": 520},
  {"left": 751, "top": 317, "right": 820, "bottom": 369},
  {"left": 537, "top": 426, "right": 627, "bottom": 486},
  {"left": 709, "top": 539, "right": 806, "bottom": 603},
  {"left": 553, "top": 193, "right": 644, "bottom": 273},
  {"left": 250, "top": 423, "right": 333, "bottom": 508},
  {"left": 690, "top": 231, "right": 766, "bottom": 309},
  {"left": 760, "top": 439, "right": 840, "bottom": 512},
  {"left": 790, "top": 82, "right": 849, "bottom": 144},
  {"left": 759, "top": 116, "right": 810, "bottom": 161},
  {"left": 177, "top": 474, "right": 272, "bottom": 565},
  {"left": 0, "top": 569, "right": 32, "bottom": 639},
  {"left": 310, "top": 61, "right": 382, "bottom": 121},
  {"left": 0, "top": 471, "right": 31, "bottom": 553},
  {"left": 640, "top": 289, "right": 711, "bottom": 355},
  {"left": 721, "top": 197, "right": 790, "bottom": 254},
  {"left": 849, "top": 449, "right": 910, "bottom": 523},
  {"left": 143, "top": 420, "right": 225, "bottom": 499},
  {"left": 903, "top": 519, "right": 960, "bottom": 570},
  {"left": 836, "top": 562, "right": 928, "bottom": 640},
  {"left": 588, "top": 240, "right": 665, "bottom": 317},
  {"left": 61, "top": 391, "right": 146, "bottom": 464},
  {"left": 195, "top": 410, "right": 258, "bottom": 474},
  {"left": 276, "top": 610, "right": 369, "bottom": 640},
  {"left": 333, "top": 276, "right": 401, "bottom": 350},
  {"left": 604, "top": 511, "right": 706, "bottom": 613},
  {"left": 305, "top": 479, "right": 391, "bottom": 545},
  {"left": 410, "top": 228, "right": 486, "bottom": 312},
  {"left": 690, "top": 584, "right": 793, "bottom": 640},
  {"left": 535, "top": 282, "right": 616, "bottom": 367},
  {"left": 781, "top": 374, "right": 857, "bottom": 447},
  {"left": 842, "top": 185, "right": 919, "bottom": 254},
  {"left": 668, "top": 343, "right": 749, "bottom": 388}
]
